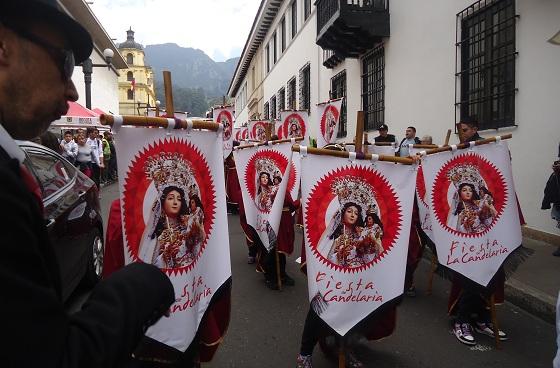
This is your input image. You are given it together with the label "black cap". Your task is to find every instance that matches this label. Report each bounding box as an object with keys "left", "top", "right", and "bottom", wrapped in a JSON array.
[
  {"left": 0, "top": 0, "right": 93, "bottom": 63},
  {"left": 377, "top": 124, "right": 389, "bottom": 131}
]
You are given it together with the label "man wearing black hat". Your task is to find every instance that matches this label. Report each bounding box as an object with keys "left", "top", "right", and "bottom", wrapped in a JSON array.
[
  {"left": 374, "top": 123, "right": 397, "bottom": 143},
  {"left": 0, "top": 1, "right": 175, "bottom": 367}
]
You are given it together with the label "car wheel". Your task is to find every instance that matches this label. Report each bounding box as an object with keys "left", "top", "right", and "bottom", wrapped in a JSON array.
[{"left": 83, "top": 229, "right": 104, "bottom": 286}]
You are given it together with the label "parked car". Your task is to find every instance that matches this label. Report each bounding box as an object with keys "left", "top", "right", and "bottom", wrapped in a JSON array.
[{"left": 18, "top": 141, "right": 104, "bottom": 302}]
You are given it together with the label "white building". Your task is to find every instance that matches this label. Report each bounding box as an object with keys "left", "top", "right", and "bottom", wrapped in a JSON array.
[
  {"left": 228, "top": 0, "right": 560, "bottom": 240},
  {"left": 60, "top": 0, "right": 127, "bottom": 114}
]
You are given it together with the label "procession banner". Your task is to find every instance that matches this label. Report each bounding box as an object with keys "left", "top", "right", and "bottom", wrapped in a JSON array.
[
  {"left": 316, "top": 99, "right": 343, "bottom": 147},
  {"left": 278, "top": 110, "right": 309, "bottom": 142},
  {"left": 213, "top": 107, "right": 234, "bottom": 159},
  {"left": 248, "top": 120, "right": 269, "bottom": 142},
  {"left": 421, "top": 141, "right": 521, "bottom": 286},
  {"left": 301, "top": 153, "right": 416, "bottom": 335},
  {"left": 371, "top": 143, "right": 397, "bottom": 156},
  {"left": 234, "top": 127, "right": 249, "bottom": 141},
  {"left": 116, "top": 126, "right": 231, "bottom": 352},
  {"left": 275, "top": 119, "right": 284, "bottom": 139},
  {"left": 234, "top": 141, "right": 294, "bottom": 250},
  {"left": 410, "top": 146, "right": 433, "bottom": 240}
]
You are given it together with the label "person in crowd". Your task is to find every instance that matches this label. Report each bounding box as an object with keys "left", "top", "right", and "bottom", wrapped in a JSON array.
[
  {"left": 541, "top": 142, "right": 560, "bottom": 256},
  {"left": 107, "top": 131, "right": 118, "bottom": 181},
  {"left": 374, "top": 123, "right": 396, "bottom": 143},
  {"left": 86, "top": 127, "right": 103, "bottom": 189},
  {"left": 39, "top": 130, "right": 62, "bottom": 154},
  {"left": 76, "top": 133, "right": 93, "bottom": 177},
  {"left": 398, "top": 126, "right": 421, "bottom": 157},
  {"left": 0, "top": 1, "right": 174, "bottom": 366},
  {"left": 420, "top": 135, "right": 433, "bottom": 145},
  {"left": 101, "top": 131, "right": 112, "bottom": 184},
  {"left": 60, "top": 130, "right": 77, "bottom": 163},
  {"left": 458, "top": 116, "right": 481, "bottom": 142}
]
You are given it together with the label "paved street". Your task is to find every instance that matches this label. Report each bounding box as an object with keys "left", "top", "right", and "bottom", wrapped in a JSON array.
[{"left": 97, "top": 183, "right": 557, "bottom": 368}]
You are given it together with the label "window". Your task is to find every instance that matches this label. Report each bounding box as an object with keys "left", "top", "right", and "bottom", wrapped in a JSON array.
[
  {"left": 126, "top": 53, "right": 134, "bottom": 65},
  {"left": 24, "top": 149, "right": 75, "bottom": 200},
  {"left": 251, "top": 66, "right": 256, "bottom": 90},
  {"left": 265, "top": 44, "right": 270, "bottom": 73},
  {"left": 281, "top": 17, "right": 286, "bottom": 52},
  {"left": 264, "top": 101, "right": 270, "bottom": 120},
  {"left": 127, "top": 89, "right": 134, "bottom": 100},
  {"left": 291, "top": 1, "right": 297, "bottom": 38},
  {"left": 361, "top": 45, "right": 385, "bottom": 131},
  {"left": 278, "top": 87, "right": 286, "bottom": 116},
  {"left": 272, "top": 32, "right": 277, "bottom": 64},
  {"left": 456, "top": 0, "right": 517, "bottom": 129},
  {"left": 127, "top": 71, "right": 134, "bottom": 82},
  {"left": 331, "top": 70, "right": 347, "bottom": 138},
  {"left": 287, "top": 77, "right": 297, "bottom": 110},
  {"left": 299, "top": 63, "right": 311, "bottom": 111},
  {"left": 304, "top": 0, "right": 312, "bottom": 20},
  {"left": 270, "top": 96, "right": 277, "bottom": 119}
]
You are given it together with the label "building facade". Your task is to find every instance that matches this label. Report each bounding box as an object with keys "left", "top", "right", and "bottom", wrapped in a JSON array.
[
  {"left": 118, "top": 29, "right": 156, "bottom": 116},
  {"left": 60, "top": 0, "right": 126, "bottom": 114},
  {"left": 229, "top": 0, "right": 560, "bottom": 238}
]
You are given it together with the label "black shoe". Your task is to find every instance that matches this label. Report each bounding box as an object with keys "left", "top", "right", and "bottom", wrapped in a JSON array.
[
  {"left": 265, "top": 279, "right": 279, "bottom": 290},
  {"left": 282, "top": 274, "right": 295, "bottom": 286},
  {"left": 553, "top": 247, "right": 560, "bottom": 257}
]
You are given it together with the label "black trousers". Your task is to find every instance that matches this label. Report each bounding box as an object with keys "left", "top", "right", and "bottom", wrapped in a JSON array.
[
  {"left": 455, "top": 290, "right": 490, "bottom": 324},
  {"left": 264, "top": 249, "right": 286, "bottom": 282},
  {"left": 91, "top": 163, "right": 101, "bottom": 189},
  {"left": 299, "top": 308, "right": 335, "bottom": 356}
]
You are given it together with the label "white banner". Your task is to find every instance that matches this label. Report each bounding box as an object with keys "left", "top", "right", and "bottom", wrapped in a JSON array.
[
  {"left": 316, "top": 99, "right": 343, "bottom": 147},
  {"left": 301, "top": 153, "right": 416, "bottom": 336},
  {"left": 116, "top": 127, "right": 231, "bottom": 352},
  {"left": 370, "top": 143, "right": 396, "bottom": 156},
  {"left": 234, "top": 127, "right": 249, "bottom": 141},
  {"left": 248, "top": 120, "right": 269, "bottom": 142},
  {"left": 234, "top": 142, "right": 294, "bottom": 250},
  {"left": 278, "top": 111, "right": 309, "bottom": 143},
  {"left": 421, "top": 141, "right": 521, "bottom": 286},
  {"left": 410, "top": 147, "right": 433, "bottom": 240},
  {"left": 213, "top": 107, "right": 235, "bottom": 159}
]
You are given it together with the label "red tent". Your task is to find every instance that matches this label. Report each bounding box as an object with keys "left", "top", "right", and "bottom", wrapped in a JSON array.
[{"left": 51, "top": 101, "right": 108, "bottom": 130}]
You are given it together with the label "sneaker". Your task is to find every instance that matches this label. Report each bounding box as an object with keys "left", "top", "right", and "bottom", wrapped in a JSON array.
[
  {"left": 405, "top": 285, "right": 416, "bottom": 297},
  {"left": 282, "top": 274, "right": 295, "bottom": 286},
  {"left": 453, "top": 322, "right": 476, "bottom": 345},
  {"left": 553, "top": 247, "right": 560, "bottom": 257},
  {"left": 475, "top": 322, "right": 508, "bottom": 341},
  {"left": 295, "top": 354, "right": 312, "bottom": 368},
  {"left": 247, "top": 256, "right": 256, "bottom": 264}
]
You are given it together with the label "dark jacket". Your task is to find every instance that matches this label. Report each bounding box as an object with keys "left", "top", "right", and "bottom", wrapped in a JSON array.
[
  {"left": 374, "top": 134, "right": 396, "bottom": 143},
  {"left": 0, "top": 146, "right": 174, "bottom": 368},
  {"left": 542, "top": 172, "right": 560, "bottom": 210}
]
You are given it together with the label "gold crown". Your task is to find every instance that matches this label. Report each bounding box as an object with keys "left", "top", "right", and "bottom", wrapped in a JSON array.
[
  {"left": 144, "top": 152, "right": 197, "bottom": 197},
  {"left": 331, "top": 176, "right": 377, "bottom": 215},
  {"left": 447, "top": 164, "right": 484, "bottom": 193}
]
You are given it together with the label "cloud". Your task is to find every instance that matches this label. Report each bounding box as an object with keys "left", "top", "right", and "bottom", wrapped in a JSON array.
[{"left": 90, "top": 0, "right": 259, "bottom": 60}]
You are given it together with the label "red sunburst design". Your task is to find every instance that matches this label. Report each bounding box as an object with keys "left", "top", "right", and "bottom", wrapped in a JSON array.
[
  {"left": 320, "top": 105, "right": 340, "bottom": 141},
  {"left": 217, "top": 110, "right": 233, "bottom": 141},
  {"left": 305, "top": 165, "right": 402, "bottom": 273},
  {"left": 122, "top": 137, "right": 216, "bottom": 275},
  {"left": 251, "top": 121, "right": 267, "bottom": 141},
  {"left": 244, "top": 149, "right": 295, "bottom": 213},
  {"left": 416, "top": 165, "right": 427, "bottom": 206},
  {"left": 431, "top": 152, "right": 507, "bottom": 238},
  {"left": 276, "top": 124, "right": 283, "bottom": 139},
  {"left": 282, "top": 113, "right": 306, "bottom": 138}
]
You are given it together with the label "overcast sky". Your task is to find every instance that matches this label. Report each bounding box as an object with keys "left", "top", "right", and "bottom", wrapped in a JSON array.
[{"left": 90, "top": 0, "right": 261, "bottom": 61}]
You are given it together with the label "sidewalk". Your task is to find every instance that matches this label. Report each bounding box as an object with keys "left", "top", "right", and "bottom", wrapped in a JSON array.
[{"left": 505, "top": 237, "right": 559, "bottom": 324}]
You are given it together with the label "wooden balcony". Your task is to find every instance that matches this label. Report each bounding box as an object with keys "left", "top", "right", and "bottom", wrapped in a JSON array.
[{"left": 316, "top": 0, "right": 390, "bottom": 67}]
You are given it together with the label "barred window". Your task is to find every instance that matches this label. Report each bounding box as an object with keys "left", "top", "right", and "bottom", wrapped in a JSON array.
[
  {"left": 270, "top": 96, "right": 277, "bottom": 120},
  {"left": 287, "top": 77, "right": 297, "bottom": 110},
  {"left": 299, "top": 63, "right": 311, "bottom": 111},
  {"left": 456, "top": 0, "right": 517, "bottom": 130},
  {"left": 331, "top": 70, "right": 347, "bottom": 138},
  {"left": 361, "top": 45, "right": 385, "bottom": 131},
  {"left": 272, "top": 32, "right": 277, "bottom": 64},
  {"left": 291, "top": 1, "right": 297, "bottom": 38},
  {"left": 264, "top": 102, "right": 270, "bottom": 120},
  {"left": 265, "top": 44, "right": 270, "bottom": 73},
  {"left": 127, "top": 90, "right": 134, "bottom": 100},
  {"left": 281, "top": 17, "right": 286, "bottom": 52},
  {"left": 278, "top": 87, "right": 286, "bottom": 116}
]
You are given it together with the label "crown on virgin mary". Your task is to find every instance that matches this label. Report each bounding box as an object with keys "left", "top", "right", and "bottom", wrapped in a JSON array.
[
  {"left": 447, "top": 164, "right": 484, "bottom": 192},
  {"left": 331, "top": 176, "right": 377, "bottom": 212},
  {"left": 144, "top": 152, "right": 195, "bottom": 194},
  {"left": 256, "top": 157, "right": 280, "bottom": 178}
]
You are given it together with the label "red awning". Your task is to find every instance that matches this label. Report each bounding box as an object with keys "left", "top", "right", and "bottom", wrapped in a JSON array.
[
  {"left": 92, "top": 108, "right": 106, "bottom": 117},
  {"left": 66, "top": 101, "right": 97, "bottom": 117}
]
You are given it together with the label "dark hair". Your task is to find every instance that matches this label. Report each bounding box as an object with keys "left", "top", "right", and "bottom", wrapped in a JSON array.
[
  {"left": 365, "top": 212, "right": 383, "bottom": 231},
  {"left": 273, "top": 175, "right": 282, "bottom": 184},
  {"left": 270, "top": 134, "right": 279, "bottom": 140},
  {"left": 151, "top": 186, "right": 189, "bottom": 239},
  {"left": 86, "top": 127, "right": 95, "bottom": 135},
  {"left": 39, "top": 131, "right": 62, "bottom": 154},
  {"left": 329, "top": 202, "right": 364, "bottom": 239},
  {"left": 454, "top": 183, "right": 480, "bottom": 215},
  {"left": 188, "top": 194, "right": 204, "bottom": 213},
  {"left": 407, "top": 126, "right": 416, "bottom": 133},
  {"left": 257, "top": 172, "right": 272, "bottom": 194},
  {"left": 459, "top": 116, "right": 479, "bottom": 128},
  {"left": 64, "top": 130, "right": 72, "bottom": 136}
]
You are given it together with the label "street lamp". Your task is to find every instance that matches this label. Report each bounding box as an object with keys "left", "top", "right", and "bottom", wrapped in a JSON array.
[{"left": 82, "top": 48, "right": 115, "bottom": 109}]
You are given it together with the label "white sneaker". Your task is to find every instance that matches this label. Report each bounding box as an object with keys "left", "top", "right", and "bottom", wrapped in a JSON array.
[
  {"left": 475, "top": 322, "right": 508, "bottom": 341},
  {"left": 296, "top": 354, "right": 312, "bottom": 368},
  {"left": 453, "top": 322, "right": 476, "bottom": 345}
]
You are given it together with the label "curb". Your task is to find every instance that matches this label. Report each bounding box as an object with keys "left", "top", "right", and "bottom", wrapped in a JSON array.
[{"left": 505, "top": 278, "right": 557, "bottom": 324}]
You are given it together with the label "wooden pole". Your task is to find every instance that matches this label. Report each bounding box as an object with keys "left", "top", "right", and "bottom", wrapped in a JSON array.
[
  {"left": 100, "top": 114, "right": 218, "bottom": 131},
  {"left": 424, "top": 134, "right": 512, "bottom": 156},
  {"left": 163, "top": 71, "right": 175, "bottom": 118},
  {"left": 235, "top": 137, "right": 304, "bottom": 151},
  {"left": 275, "top": 249, "right": 283, "bottom": 291},
  {"left": 490, "top": 294, "right": 502, "bottom": 349},
  {"left": 292, "top": 144, "right": 415, "bottom": 165},
  {"left": 354, "top": 111, "right": 365, "bottom": 154},
  {"left": 265, "top": 122, "right": 273, "bottom": 141},
  {"left": 444, "top": 129, "right": 452, "bottom": 146},
  {"left": 338, "top": 338, "right": 345, "bottom": 368}
]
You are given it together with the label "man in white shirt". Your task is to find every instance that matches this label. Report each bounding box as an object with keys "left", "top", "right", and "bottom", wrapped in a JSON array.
[
  {"left": 60, "top": 130, "right": 77, "bottom": 163},
  {"left": 86, "top": 127, "right": 103, "bottom": 188},
  {"left": 398, "top": 126, "right": 421, "bottom": 157}
]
